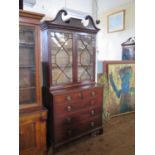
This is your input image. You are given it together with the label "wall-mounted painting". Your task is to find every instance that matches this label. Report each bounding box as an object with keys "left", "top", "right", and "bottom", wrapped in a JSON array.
[
  {"left": 99, "top": 61, "right": 135, "bottom": 119},
  {"left": 107, "top": 10, "right": 125, "bottom": 33}
]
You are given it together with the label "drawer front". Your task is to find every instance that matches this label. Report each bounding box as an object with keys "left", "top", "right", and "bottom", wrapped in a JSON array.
[
  {"left": 53, "top": 87, "right": 103, "bottom": 104},
  {"left": 54, "top": 106, "right": 102, "bottom": 128},
  {"left": 83, "top": 95, "right": 102, "bottom": 108},
  {"left": 54, "top": 117, "right": 102, "bottom": 143},
  {"left": 83, "top": 87, "right": 103, "bottom": 99},
  {"left": 54, "top": 91, "right": 83, "bottom": 104},
  {"left": 54, "top": 101, "right": 83, "bottom": 116},
  {"left": 54, "top": 96, "right": 102, "bottom": 117}
]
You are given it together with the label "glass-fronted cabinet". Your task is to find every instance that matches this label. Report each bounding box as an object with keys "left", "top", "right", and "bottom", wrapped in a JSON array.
[
  {"left": 44, "top": 31, "right": 96, "bottom": 88},
  {"left": 19, "top": 10, "right": 47, "bottom": 155},
  {"left": 19, "top": 25, "right": 36, "bottom": 104},
  {"left": 41, "top": 10, "right": 99, "bottom": 90},
  {"left": 19, "top": 10, "right": 43, "bottom": 111}
]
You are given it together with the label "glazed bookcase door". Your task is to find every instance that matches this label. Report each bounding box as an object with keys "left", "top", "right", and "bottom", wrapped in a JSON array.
[
  {"left": 50, "top": 31, "right": 73, "bottom": 86},
  {"left": 77, "top": 34, "right": 94, "bottom": 82},
  {"left": 19, "top": 25, "right": 37, "bottom": 105}
]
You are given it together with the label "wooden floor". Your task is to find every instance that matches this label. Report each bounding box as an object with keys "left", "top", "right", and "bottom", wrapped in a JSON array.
[{"left": 48, "top": 112, "right": 135, "bottom": 155}]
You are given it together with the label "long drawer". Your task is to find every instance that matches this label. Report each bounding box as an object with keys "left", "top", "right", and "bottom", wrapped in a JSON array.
[
  {"left": 53, "top": 87, "right": 103, "bottom": 105},
  {"left": 53, "top": 97, "right": 102, "bottom": 117},
  {"left": 83, "top": 87, "right": 103, "bottom": 99},
  {"left": 54, "top": 106, "right": 102, "bottom": 127},
  {"left": 53, "top": 91, "right": 83, "bottom": 104},
  {"left": 54, "top": 116, "right": 102, "bottom": 143}
]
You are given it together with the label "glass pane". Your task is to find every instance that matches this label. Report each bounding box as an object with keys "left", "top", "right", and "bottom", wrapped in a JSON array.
[
  {"left": 19, "top": 88, "right": 36, "bottom": 104},
  {"left": 19, "top": 46, "right": 35, "bottom": 67},
  {"left": 19, "top": 25, "right": 36, "bottom": 104},
  {"left": 19, "top": 26, "right": 35, "bottom": 43},
  {"left": 78, "top": 66, "right": 93, "bottom": 81},
  {"left": 19, "top": 68, "right": 35, "bottom": 88},
  {"left": 50, "top": 32, "right": 73, "bottom": 85},
  {"left": 77, "top": 34, "right": 94, "bottom": 82}
]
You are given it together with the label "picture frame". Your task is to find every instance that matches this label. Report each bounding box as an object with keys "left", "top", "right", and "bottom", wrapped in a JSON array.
[
  {"left": 107, "top": 10, "right": 125, "bottom": 33},
  {"left": 102, "top": 60, "right": 135, "bottom": 117}
]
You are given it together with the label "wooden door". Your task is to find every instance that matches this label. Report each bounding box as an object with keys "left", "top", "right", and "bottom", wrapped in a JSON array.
[{"left": 19, "top": 111, "right": 46, "bottom": 155}]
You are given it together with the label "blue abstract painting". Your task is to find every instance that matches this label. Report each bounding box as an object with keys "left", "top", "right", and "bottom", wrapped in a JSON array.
[{"left": 107, "top": 64, "right": 135, "bottom": 116}]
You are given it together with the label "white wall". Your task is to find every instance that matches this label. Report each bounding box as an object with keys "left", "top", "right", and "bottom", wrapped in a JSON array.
[
  {"left": 24, "top": 0, "right": 93, "bottom": 20},
  {"left": 97, "top": 2, "right": 135, "bottom": 61},
  {"left": 98, "top": 0, "right": 134, "bottom": 14}
]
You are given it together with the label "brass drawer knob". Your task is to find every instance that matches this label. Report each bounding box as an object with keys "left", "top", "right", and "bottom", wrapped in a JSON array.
[
  {"left": 90, "top": 121, "right": 95, "bottom": 127},
  {"left": 91, "top": 110, "right": 95, "bottom": 116},
  {"left": 91, "top": 91, "right": 96, "bottom": 97},
  {"left": 67, "top": 105, "right": 72, "bottom": 112},
  {"left": 66, "top": 117, "right": 72, "bottom": 123},
  {"left": 66, "top": 96, "right": 72, "bottom": 101}
]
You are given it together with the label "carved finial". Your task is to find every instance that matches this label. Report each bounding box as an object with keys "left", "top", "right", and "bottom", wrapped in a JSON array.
[
  {"left": 52, "top": 9, "right": 68, "bottom": 22},
  {"left": 85, "top": 15, "right": 100, "bottom": 31}
]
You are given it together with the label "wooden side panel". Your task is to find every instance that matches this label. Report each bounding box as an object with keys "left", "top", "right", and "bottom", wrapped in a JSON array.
[{"left": 20, "top": 122, "right": 36, "bottom": 150}]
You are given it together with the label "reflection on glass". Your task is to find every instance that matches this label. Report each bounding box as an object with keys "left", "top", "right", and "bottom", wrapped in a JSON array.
[
  {"left": 77, "top": 34, "right": 94, "bottom": 81},
  {"left": 19, "top": 25, "right": 36, "bottom": 104},
  {"left": 19, "top": 68, "right": 35, "bottom": 88},
  {"left": 50, "top": 32, "right": 73, "bottom": 85},
  {"left": 19, "top": 46, "right": 34, "bottom": 67}
]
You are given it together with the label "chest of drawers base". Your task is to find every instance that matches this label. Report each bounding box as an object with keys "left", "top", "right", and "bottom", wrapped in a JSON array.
[
  {"left": 46, "top": 84, "right": 104, "bottom": 149},
  {"left": 53, "top": 126, "right": 103, "bottom": 150}
]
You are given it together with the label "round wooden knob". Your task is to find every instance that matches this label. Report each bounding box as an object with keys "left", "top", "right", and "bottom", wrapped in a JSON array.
[
  {"left": 66, "top": 96, "right": 71, "bottom": 101},
  {"left": 91, "top": 91, "right": 96, "bottom": 97},
  {"left": 67, "top": 105, "right": 72, "bottom": 112},
  {"left": 91, "top": 110, "right": 95, "bottom": 116}
]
